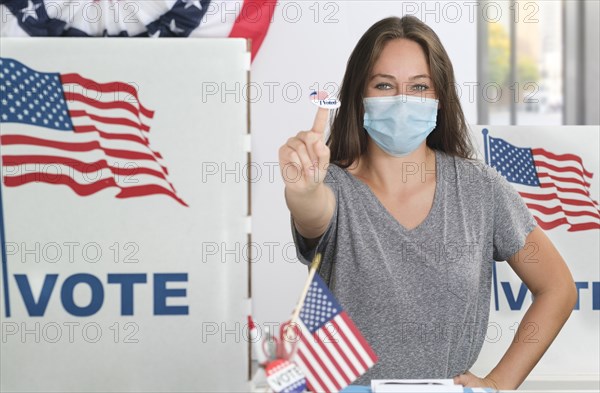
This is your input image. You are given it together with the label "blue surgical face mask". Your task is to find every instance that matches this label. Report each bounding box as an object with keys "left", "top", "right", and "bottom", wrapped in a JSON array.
[{"left": 363, "top": 94, "right": 439, "bottom": 157}]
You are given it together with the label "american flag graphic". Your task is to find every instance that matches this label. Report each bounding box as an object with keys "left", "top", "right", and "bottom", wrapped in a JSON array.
[
  {"left": 0, "top": 57, "right": 187, "bottom": 206},
  {"left": 290, "top": 274, "right": 377, "bottom": 393},
  {"left": 487, "top": 133, "right": 599, "bottom": 232}
]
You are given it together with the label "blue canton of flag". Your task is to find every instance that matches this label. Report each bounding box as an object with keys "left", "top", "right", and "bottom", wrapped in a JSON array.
[
  {"left": 0, "top": 59, "right": 72, "bottom": 130},
  {"left": 299, "top": 274, "right": 343, "bottom": 333},
  {"left": 489, "top": 136, "right": 540, "bottom": 187}
]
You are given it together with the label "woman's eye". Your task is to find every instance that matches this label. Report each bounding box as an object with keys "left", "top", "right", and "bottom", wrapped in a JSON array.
[
  {"left": 375, "top": 83, "right": 393, "bottom": 90},
  {"left": 411, "top": 84, "right": 429, "bottom": 92}
]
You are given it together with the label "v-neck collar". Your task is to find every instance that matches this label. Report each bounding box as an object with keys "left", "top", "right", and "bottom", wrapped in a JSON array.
[{"left": 345, "top": 149, "right": 443, "bottom": 234}]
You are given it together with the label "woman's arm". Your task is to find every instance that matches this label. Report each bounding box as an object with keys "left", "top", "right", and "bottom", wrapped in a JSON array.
[
  {"left": 285, "top": 183, "right": 335, "bottom": 245},
  {"left": 456, "top": 225, "right": 578, "bottom": 390},
  {"left": 279, "top": 107, "right": 335, "bottom": 242}
]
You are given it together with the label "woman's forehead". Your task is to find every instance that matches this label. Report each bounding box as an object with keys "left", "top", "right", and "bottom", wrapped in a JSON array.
[{"left": 371, "top": 39, "right": 430, "bottom": 79}]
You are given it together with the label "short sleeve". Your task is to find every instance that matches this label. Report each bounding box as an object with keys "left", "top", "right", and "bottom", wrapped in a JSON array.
[
  {"left": 290, "top": 168, "right": 339, "bottom": 267},
  {"left": 491, "top": 167, "right": 538, "bottom": 261}
]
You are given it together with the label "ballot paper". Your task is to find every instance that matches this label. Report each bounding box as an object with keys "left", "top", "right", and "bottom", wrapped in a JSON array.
[{"left": 371, "top": 379, "right": 464, "bottom": 393}]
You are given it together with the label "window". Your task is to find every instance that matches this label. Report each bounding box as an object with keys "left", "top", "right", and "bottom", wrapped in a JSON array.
[{"left": 478, "top": 0, "right": 565, "bottom": 125}]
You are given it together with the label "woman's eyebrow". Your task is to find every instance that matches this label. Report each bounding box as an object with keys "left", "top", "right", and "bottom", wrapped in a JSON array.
[
  {"left": 369, "top": 73, "right": 396, "bottom": 81},
  {"left": 369, "top": 73, "right": 431, "bottom": 81},
  {"left": 409, "top": 74, "right": 431, "bottom": 81}
]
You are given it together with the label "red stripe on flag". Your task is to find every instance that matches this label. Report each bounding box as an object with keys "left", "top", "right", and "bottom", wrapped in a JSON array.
[
  {"left": 60, "top": 73, "right": 155, "bottom": 118},
  {"left": 64, "top": 91, "right": 148, "bottom": 119},
  {"left": 2, "top": 134, "right": 114, "bottom": 152},
  {"left": 1, "top": 135, "right": 169, "bottom": 172},
  {"left": 534, "top": 160, "right": 591, "bottom": 181},
  {"left": 538, "top": 172, "right": 591, "bottom": 188},
  {"left": 116, "top": 184, "right": 188, "bottom": 206},
  {"left": 69, "top": 109, "right": 151, "bottom": 132},
  {"left": 2, "top": 155, "right": 169, "bottom": 182},
  {"left": 4, "top": 173, "right": 115, "bottom": 196},
  {"left": 102, "top": 146, "right": 161, "bottom": 162},
  {"left": 296, "top": 349, "right": 327, "bottom": 393},
  {"left": 533, "top": 216, "right": 570, "bottom": 230},
  {"left": 532, "top": 216, "right": 600, "bottom": 232},
  {"left": 322, "top": 325, "right": 360, "bottom": 379},
  {"left": 526, "top": 203, "right": 600, "bottom": 219},
  {"left": 532, "top": 148, "right": 593, "bottom": 178},
  {"left": 313, "top": 331, "right": 352, "bottom": 386},
  {"left": 74, "top": 124, "right": 149, "bottom": 145},
  {"left": 73, "top": 125, "right": 163, "bottom": 159},
  {"left": 300, "top": 333, "right": 340, "bottom": 391},
  {"left": 330, "top": 319, "right": 369, "bottom": 371},
  {"left": 340, "top": 312, "right": 378, "bottom": 364},
  {"left": 539, "top": 182, "right": 594, "bottom": 199},
  {"left": 519, "top": 191, "right": 598, "bottom": 208},
  {"left": 3, "top": 173, "right": 186, "bottom": 206},
  {"left": 568, "top": 222, "right": 600, "bottom": 231}
]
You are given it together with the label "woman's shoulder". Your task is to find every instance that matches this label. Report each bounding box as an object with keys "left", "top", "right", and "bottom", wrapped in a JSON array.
[
  {"left": 324, "top": 162, "right": 352, "bottom": 182},
  {"left": 437, "top": 149, "right": 504, "bottom": 189},
  {"left": 322, "top": 162, "right": 362, "bottom": 194}
]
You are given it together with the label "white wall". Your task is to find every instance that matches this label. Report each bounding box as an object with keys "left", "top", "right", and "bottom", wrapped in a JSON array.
[{"left": 249, "top": 1, "right": 478, "bottom": 326}]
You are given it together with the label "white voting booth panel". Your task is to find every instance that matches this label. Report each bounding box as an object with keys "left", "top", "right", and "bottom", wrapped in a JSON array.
[
  {"left": 0, "top": 38, "right": 251, "bottom": 392},
  {"left": 469, "top": 126, "right": 600, "bottom": 385}
]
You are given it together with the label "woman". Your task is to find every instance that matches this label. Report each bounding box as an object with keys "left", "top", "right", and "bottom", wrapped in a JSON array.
[{"left": 278, "top": 16, "right": 577, "bottom": 389}]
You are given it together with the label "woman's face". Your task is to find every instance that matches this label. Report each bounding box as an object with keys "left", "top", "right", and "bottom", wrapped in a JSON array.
[{"left": 364, "top": 38, "right": 438, "bottom": 100}]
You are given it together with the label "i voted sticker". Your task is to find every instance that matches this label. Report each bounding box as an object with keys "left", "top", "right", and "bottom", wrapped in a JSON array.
[
  {"left": 265, "top": 359, "right": 306, "bottom": 393},
  {"left": 310, "top": 90, "right": 341, "bottom": 109}
]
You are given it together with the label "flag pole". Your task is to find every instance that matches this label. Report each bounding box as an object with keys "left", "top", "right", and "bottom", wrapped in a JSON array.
[
  {"left": 483, "top": 128, "right": 500, "bottom": 311},
  {"left": 482, "top": 127, "right": 490, "bottom": 164},
  {"left": 0, "top": 168, "right": 10, "bottom": 317},
  {"left": 290, "top": 252, "right": 322, "bottom": 325},
  {"left": 284, "top": 252, "right": 322, "bottom": 358}
]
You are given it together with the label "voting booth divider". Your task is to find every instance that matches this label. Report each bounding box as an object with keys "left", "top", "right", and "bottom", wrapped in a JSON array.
[{"left": 0, "top": 38, "right": 253, "bottom": 392}]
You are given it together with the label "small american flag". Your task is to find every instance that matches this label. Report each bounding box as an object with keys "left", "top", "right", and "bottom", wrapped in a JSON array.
[
  {"left": 0, "top": 57, "right": 187, "bottom": 206},
  {"left": 290, "top": 273, "right": 377, "bottom": 393},
  {"left": 487, "top": 134, "right": 599, "bottom": 232}
]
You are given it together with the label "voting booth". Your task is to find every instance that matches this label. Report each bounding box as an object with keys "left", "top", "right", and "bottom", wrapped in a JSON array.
[{"left": 0, "top": 38, "right": 252, "bottom": 392}]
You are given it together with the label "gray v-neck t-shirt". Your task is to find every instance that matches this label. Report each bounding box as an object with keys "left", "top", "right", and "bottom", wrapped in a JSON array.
[{"left": 290, "top": 149, "right": 537, "bottom": 384}]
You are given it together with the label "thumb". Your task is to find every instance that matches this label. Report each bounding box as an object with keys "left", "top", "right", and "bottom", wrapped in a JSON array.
[{"left": 454, "top": 373, "right": 469, "bottom": 386}]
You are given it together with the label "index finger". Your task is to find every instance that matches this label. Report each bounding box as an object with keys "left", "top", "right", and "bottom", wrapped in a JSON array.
[{"left": 311, "top": 106, "right": 330, "bottom": 136}]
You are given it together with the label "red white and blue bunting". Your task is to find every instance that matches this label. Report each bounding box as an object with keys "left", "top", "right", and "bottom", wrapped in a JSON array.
[{"left": 0, "top": 0, "right": 275, "bottom": 59}]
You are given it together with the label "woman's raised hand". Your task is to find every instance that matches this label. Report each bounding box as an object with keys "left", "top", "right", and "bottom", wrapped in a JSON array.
[{"left": 278, "top": 106, "right": 331, "bottom": 194}]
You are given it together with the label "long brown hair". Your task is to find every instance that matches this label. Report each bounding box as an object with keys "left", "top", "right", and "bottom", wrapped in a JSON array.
[{"left": 328, "top": 15, "right": 474, "bottom": 168}]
